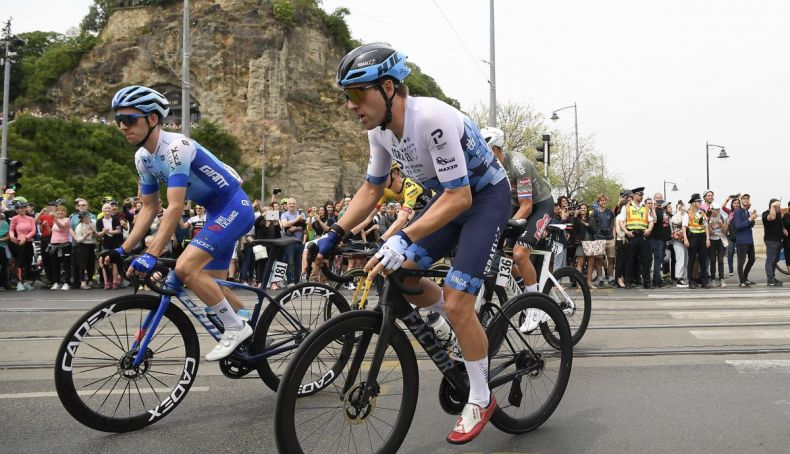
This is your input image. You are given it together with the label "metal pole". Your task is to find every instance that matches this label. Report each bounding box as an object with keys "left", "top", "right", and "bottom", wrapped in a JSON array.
[
  {"left": 488, "top": 0, "right": 496, "bottom": 127},
  {"left": 0, "top": 20, "right": 11, "bottom": 189},
  {"left": 260, "top": 136, "right": 266, "bottom": 202},
  {"left": 705, "top": 141, "right": 709, "bottom": 189},
  {"left": 663, "top": 181, "right": 667, "bottom": 200},
  {"left": 181, "top": 0, "right": 190, "bottom": 136},
  {"left": 573, "top": 103, "right": 579, "bottom": 164}
]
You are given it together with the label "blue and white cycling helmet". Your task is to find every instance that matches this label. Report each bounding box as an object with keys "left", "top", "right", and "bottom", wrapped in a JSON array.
[
  {"left": 111, "top": 85, "right": 170, "bottom": 122},
  {"left": 337, "top": 43, "right": 411, "bottom": 130},
  {"left": 336, "top": 43, "right": 410, "bottom": 87}
]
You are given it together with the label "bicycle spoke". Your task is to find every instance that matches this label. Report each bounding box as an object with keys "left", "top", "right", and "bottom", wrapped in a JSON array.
[
  {"left": 80, "top": 371, "right": 120, "bottom": 391},
  {"left": 96, "top": 375, "right": 123, "bottom": 411},
  {"left": 112, "top": 381, "right": 130, "bottom": 417},
  {"left": 73, "top": 363, "right": 119, "bottom": 375},
  {"left": 92, "top": 327, "right": 126, "bottom": 353}
]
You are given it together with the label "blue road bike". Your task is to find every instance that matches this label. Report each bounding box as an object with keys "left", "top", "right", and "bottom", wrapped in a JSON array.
[{"left": 54, "top": 238, "right": 351, "bottom": 432}]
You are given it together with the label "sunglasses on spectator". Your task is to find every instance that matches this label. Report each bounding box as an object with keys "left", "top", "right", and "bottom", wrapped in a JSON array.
[
  {"left": 115, "top": 113, "right": 148, "bottom": 127},
  {"left": 635, "top": 191, "right": 644, "bottom": 196},
  {"left": 343, "top": 84, "right": 380, "bottom": 103}
]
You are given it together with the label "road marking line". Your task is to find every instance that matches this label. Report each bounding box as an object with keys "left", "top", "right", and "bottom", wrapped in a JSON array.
[
  {"left": 0, "top": 386, "right": 210, "bottom": 399},
  {"left": 657, "top": 299, "right": 786, "bottom": 307},
  {"left": 726, "top": 360, "right": 790, "bottom": 373},
  {"left": 650, "top": 291, "right": 788, "bottom": 300},
  {"left": 671, "top": 310, "right": 790, "bottom": 319},
  {"left": 691, "top": 330, "right": 790, "bottom": 339}
]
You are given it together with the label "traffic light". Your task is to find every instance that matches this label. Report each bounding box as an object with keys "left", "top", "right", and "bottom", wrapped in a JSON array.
[
  {"left": 5, "top": 160, "right": 23, "bottom": 190},
  {"left": 535, "top": 134, "right": 551, "bottom": 166}
]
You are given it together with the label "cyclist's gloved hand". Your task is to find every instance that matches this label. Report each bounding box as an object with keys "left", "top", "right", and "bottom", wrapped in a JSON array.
[
  {"left": 130, "top": 253, "right": 157, "bottom": 275},
  {"left": 374, "top": 231, "right": 412, "bottom": 272}
]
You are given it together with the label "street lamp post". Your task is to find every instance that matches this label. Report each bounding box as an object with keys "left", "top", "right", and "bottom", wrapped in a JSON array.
[
  {"left": 663, "top": 180, "right": 678, "bottom": 200},
  {"left": 705, "top": 141, "right": 728, "bottom": 189},
  {"left": 551, "top": 103, "right": 579, "bottom": 166}
]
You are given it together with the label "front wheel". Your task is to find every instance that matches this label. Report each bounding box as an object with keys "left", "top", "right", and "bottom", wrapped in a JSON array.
[
  {"left": 252, "top": 282, "right": 351, "bottom": 392},
  {"left": 486, "top": 292, "right": 573, "bottom": 434},
  {"left": 542, "top": 266, "right": 591, "bottom": 347},
  {"left": 54, "top": 295, "right": 200, "bottom": 432},
  {"left": 275, "top": 311, "right": 419, "bottom": 454}
]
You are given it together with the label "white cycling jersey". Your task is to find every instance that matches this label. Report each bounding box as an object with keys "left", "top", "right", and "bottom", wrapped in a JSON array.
[{"left": 365, "top": 97, "right": 506, "bottom": 194}]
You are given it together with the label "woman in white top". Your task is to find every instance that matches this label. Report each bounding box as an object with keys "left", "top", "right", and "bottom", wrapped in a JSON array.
[
  {"left": 670, "top": 201, "right": 690, "bottom": 287},
  {"left": 73, "top": 212, "right": 98, "bottom": 290}
]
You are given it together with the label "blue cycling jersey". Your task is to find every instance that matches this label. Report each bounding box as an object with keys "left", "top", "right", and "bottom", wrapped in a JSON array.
[{"left": 135, "top": 131, "right": 242, "bottom": 208}]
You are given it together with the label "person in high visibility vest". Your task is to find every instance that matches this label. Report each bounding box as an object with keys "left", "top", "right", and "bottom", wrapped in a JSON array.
[
  {"left": 685, "top": 193, "right": 712, "bottom": 288},
  {"left": 616, "top": 186, "right": 655, "bottom": 288}
]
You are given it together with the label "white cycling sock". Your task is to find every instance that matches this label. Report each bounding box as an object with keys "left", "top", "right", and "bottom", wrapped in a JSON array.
[
  {"left": 427, "top": 290, "right": 446, "bottom": 319},
  {"left": 465, "top": 357, "right": 491, "bottom": 408},
  {"left": 213, "top": 299, "right": 244, "bottom": 330},
  {"left": 526, "top": 284, "right": 539, "bottom": 292}
]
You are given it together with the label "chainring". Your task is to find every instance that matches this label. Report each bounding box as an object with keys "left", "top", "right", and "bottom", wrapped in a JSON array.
[
  {"left": 438, "top": 374, "right": 469, "bottom": 415},
  {"left": 219, "top": 358, "right": 253, "bottom": 379}
]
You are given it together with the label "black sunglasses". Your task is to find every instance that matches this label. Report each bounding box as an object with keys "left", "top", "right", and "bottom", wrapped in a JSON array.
[
  {"left": 115, "top": 113, "right": 148, "bottom": 127},
  {"left": 343, "top": 83, "right": 381, "bottom": 103}
]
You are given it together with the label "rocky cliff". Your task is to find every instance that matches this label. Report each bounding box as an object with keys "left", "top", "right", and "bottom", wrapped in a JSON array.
[{"left": 51, "top": 0, "right": 368, "bottom": 204}]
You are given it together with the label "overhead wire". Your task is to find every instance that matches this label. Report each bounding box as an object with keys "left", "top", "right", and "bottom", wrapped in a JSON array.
[{"left": 430, "top": 0, "right": 491, "bottom": 87}]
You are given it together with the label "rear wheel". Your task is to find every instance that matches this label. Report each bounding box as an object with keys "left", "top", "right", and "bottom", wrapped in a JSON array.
[
  {"left": 54, "top": 295, "right": 199, "bottom": 432},
  {"left": 275, "top": 311, "right": 418, "bottom": 454},
  {"left": 486, "top": 292, "right": 572, "bottom": 434},
  {"left": 253, "top": 282, "right": 351, "bottom": 392},
  {"left": 541, "top": 266, "right": 591, "bottom": 347}
]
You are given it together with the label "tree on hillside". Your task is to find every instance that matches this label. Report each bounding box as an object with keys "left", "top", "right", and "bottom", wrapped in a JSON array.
[{"left": 405, "top": 63, "right": 460, "bottom": 109}]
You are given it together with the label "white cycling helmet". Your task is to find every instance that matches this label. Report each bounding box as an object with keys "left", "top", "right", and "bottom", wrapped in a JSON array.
[
  {"left": 480, "top": 126, "right": 505, "bottom": 149},
  {"left": 112, "top": 85, "right": 170, "bottom": 121}
]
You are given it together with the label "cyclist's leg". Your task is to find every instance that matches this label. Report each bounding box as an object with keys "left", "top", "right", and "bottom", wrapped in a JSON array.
[{"left": 514, "top": 197, "right": 554, "bottom": 291}]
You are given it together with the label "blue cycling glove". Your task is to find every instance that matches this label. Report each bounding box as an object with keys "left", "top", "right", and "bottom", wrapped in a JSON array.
[{"left": 130, "top": 253, "right": 157, "bottom": 275}]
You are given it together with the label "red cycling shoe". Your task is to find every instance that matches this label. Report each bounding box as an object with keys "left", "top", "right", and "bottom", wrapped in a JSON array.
[{"left": 446, "top": 395, "right": 497, "bottom": 445}]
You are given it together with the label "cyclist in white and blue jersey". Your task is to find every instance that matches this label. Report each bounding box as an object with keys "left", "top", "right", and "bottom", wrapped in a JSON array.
[
  {"left": 109, "top": 85, "right": 255, "bottom": 361},
  {"left": 313, "top": 43, "right": 511, "bottom": 445}
]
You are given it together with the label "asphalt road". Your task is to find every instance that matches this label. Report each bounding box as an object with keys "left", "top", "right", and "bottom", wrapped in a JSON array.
[{"left": 2, "top": 261, "right": 790, "bottom": 453}]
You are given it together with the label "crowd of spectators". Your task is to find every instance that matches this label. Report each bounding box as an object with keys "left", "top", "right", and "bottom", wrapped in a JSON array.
[
  {"left": 550, "top": 189, "right": 790, "bottom": 290},
  {"left": 0, "top": 185, "right": 787, "bottom": 293}
]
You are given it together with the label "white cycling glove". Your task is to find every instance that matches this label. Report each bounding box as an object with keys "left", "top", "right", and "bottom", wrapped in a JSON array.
[{"left": 374, "top": 231, "right": 412, "bottom": 272}]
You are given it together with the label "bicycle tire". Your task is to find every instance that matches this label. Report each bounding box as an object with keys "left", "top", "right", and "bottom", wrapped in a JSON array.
[
  {"left": 486, "top": 292, "right": 572, "bottom": 434},
  {"left": 776, "top": 262, "right": 789, "bottom": 276},
  {"left": 54, "top": 294, "right": 199, "bottom": 432},
  {"left": 252, "top": 282, "right": 351, "bottom": 392},
  {"left": 541, "top": 266, "right": 591, "bottom": 347},
  {"left": 275, "top": 310, "right": 418, "bottom": 454}
]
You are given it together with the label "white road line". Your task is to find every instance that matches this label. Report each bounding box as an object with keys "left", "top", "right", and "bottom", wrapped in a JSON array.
[
  {"left": 650, "top": 291, "right": 789, "bottom": 300},
  {"left": 657, "top": 299, "right": 787, "bottom": 307},
  {"left": 0, "top": 386, "right": 210, "bottom": 399},
  {"left": 670, "top": 310, "right": 790, "bottom": 319},
  {"left": 726, "top": 360, "right": 790, "bottom": 373},
  {"left": 691, "top": 330, "right": 790, "bottom": 340}
]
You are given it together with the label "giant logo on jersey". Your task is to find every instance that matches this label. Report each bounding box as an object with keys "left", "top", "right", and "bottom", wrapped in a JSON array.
[{"left": 198, "top": 165, "right": 230, "bottom": 189}]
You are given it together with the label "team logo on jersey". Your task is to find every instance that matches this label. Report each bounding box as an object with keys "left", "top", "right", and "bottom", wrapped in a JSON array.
[
  {"left": 207, "top": 224, "right": 222, "bottom": 232},
  {"left": 534, "top": 214, "right": 552, "bottom": 241},
  {"left": 430, "top": 129, "right": 443, "bottom": 145},
  {"left": 198, "top": 165, "right": 230, "bottom": 189},
  {"left": 435, "top": 156, "right": 455, "bottom": 165}
]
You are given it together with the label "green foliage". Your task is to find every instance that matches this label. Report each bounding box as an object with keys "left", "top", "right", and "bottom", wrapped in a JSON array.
[
  {"left": 191, "top": 121, "right": 242, "bottom": 165},
  {"left": 273, "top": 0, "right": 296, "bottom": 25},
  {"left": 80, "top": 0, "right": 115, "bottom": 35},
  {"left": 321, "top": 7, "right": 359, "bottom": 52},
  {"left": 576, "top": 175, "right": 623, "bottom": 207},
  {"left": 404, "top": 63, "right": 460, "bottom": 109}
]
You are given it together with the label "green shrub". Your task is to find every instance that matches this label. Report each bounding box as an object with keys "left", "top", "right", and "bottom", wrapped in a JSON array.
[{"left": 273, "top": 0, "right": 295, "bottom": 25}]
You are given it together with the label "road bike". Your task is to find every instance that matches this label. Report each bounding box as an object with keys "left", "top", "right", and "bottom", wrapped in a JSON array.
[
  {"left": 274, "top": 266, "right": 573, "bottom": 453},
  {"left": 485, "top": 220, "right": 591, "bottom": 346},
  {"left": 53, "top": 238, "right": 351, "bottom": 432}
]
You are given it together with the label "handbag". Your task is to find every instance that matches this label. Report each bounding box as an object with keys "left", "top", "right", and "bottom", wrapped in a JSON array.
[{"left": 581, "top": 240, "right": 605, "bottom": 257}]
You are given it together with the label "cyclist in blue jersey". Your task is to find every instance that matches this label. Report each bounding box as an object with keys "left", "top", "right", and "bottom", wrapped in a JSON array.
[
  {"left": 108, "top": 85, "right": 255, "bottom": 361},
  {"left": 314, "top": 43, "right": 511, "bottom": 445}
]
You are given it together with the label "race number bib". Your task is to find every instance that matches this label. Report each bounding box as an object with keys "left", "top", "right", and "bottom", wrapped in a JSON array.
[
  {"left": 496, "top": 257, "right": 513, "bottom": 287},
  {"left": 271, "top": 261, "right": 288, "bottom": 283},
  {"left": 551, "top": 242, "right": 565, "bottom": 257}
]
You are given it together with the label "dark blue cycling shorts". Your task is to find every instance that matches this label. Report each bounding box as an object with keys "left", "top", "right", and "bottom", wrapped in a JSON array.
[
  {"left": 188, "top": 188, "right": 255, "bottom": 271},
  {"left": 404, "top": 179, "right": 511, "bottom": 295}
]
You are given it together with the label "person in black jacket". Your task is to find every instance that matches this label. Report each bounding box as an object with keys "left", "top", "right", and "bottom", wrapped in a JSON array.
[
  {"left": 254, "top": 205, "right": 282, "bottom": 289},
  {"left": 649, "top": 194, "right": 672, "bottom": 287}
]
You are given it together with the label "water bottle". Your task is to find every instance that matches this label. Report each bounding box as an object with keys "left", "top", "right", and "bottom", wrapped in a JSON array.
[
  {"left": 426, "top": 311, "right": 453, "bottom": 345},
  {"left": 204, "top": 306, "right": 223, "bottom": 330}
]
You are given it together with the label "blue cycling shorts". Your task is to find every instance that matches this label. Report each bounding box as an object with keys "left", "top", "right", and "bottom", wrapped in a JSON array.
[
  {"left": 404, "top": 179, "right": 511, "bottom": 295},
  {"left": 188, "top": 188, "right": 255, "bottom": 270}
]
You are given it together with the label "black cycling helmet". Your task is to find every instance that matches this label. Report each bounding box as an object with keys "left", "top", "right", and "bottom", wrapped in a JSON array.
[{"left": 336, "top": 43, "right": 411, "bottom": 131}]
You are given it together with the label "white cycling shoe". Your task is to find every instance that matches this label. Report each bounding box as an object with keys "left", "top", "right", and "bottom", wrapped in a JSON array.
[
  {"left": 519, "top": 308, "right": 549, "bottom": 334},
  {"left": 205, "top": 323, "right": 253, "bottom": 361}
]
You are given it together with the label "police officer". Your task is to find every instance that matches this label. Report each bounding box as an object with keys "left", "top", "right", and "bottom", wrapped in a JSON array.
[
  {"left": 685, "top": 193, "right": 712, "bottom": 289},
  {"left": 617, "top": 187, "right": 654, "bottom": 289}
]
